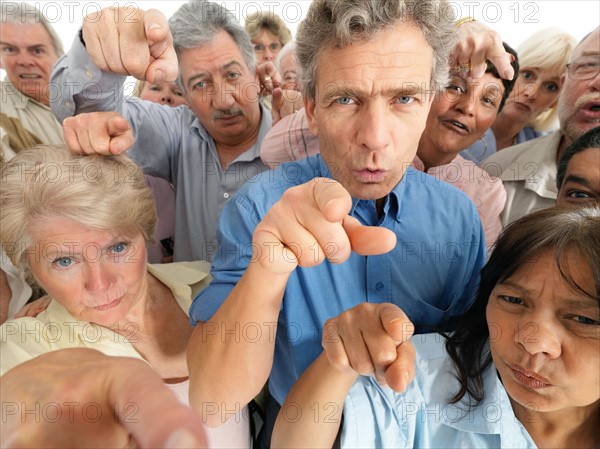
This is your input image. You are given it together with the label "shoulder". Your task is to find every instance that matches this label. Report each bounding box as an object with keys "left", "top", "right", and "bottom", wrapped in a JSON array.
[{"left": 482, "top": 132, "right": 562, "bottom": 175}]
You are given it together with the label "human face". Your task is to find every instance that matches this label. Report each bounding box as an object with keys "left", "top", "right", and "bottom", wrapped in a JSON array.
[
  {"left": 252, "top": 28, "right": 282, "bottom": 63},
  {"left": 420, "top": 73, "right": 503, "bottom": 161},
  {"left": 180, "top": 30, "right": 261, "bottom": 151},
  {"left": 27, "top": 216, "right": 149, "bottom": 327},
  {"left": 486, "top": 250, "right": 599, "bottom": 414},
  {"left": 0, "top": 22, "right": 58, "bottom": 105},
  {"left": 500, "top": 67, "right": 563, "bottom": 126},
  {"left": 279, "top": 50, "right": 300, "bottom": 91},
  {"left": 557, "top": 147, "right": 600, "bottom": 207},
  {"left": 558, "top": 29, "right": 600, "bottom": 143},
  {"left": 139, "top": 81, "right": 187, "bottom": 107},
  {"left": 305, "top": 23, "right": 433, "bottom": 200}
]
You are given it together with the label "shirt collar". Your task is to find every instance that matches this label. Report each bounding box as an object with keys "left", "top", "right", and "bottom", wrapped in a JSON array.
[{"left": 3, "top": 79, "right": 47, "bottom": 110}]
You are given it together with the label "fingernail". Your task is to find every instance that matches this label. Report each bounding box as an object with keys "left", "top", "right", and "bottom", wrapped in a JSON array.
[
  {"left": 164, "top": 429, "right": 202, "bottom": 448},
  {"left": 148, "top": 23, "right": 162, "bottom": 31}
]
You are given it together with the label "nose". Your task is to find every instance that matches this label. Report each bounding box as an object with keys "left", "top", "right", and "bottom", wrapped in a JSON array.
[
  {"left": 84, "top": 261, "right": 114, "bottom": 294},
  {"left": 262, "top": 48, "right": 274, "bottom": 62},
  {"left": 16, "top": 52, "right": 35, "bottom": 67},
  {"left": 454, "top": 91, "right": 476, "bottom": 116},
  {"left": 355, "top": 102, "right": 392, "bottom": 152},
  {"left": 160, "top": 95, "right": 173, "bottom": 105},
  {"left": 515, "top": 319, "right": 561, "bottom": 359},
  {"left": 212, "top": 81, "right": 236, "bottom": 110}
]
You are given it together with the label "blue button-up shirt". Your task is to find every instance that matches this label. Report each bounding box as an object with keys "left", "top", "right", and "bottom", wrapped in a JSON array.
[
  {"left": 191, "top": 155, "right": 486, "bottom": 404},
  {"left": 342, "top": 334, "right": 536, "bottom": 448}
]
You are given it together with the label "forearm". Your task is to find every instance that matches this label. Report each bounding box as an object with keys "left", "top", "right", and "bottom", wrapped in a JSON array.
[
  {"left": 187, "top": 261, "right": 289, "bottom": 425},
  {"left": 272, "top": 352, "right": 357, "bottom": 448},
  {"left": 51, "top": 33, "right": 127, "bottom": 122}
]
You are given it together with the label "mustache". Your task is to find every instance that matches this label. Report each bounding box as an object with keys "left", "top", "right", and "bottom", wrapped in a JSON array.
[
  {"left": 212, "top": 109, "right": 244, "bottom": 120},
  {"left": 574, "top": 93, "right": 600, "bottom": 110}
]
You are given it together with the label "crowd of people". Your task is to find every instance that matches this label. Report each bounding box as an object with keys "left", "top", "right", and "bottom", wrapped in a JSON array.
[{"left": 1, "top": 1, "right": 598, "bottom": 448}]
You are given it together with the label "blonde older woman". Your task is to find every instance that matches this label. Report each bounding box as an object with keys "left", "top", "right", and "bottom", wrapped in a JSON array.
[
  {"left": 462, "top": 28, "right": 577, "bottom": 162},
  {"left": 0, "top": 145, "right": 251, "bottom": 448}
]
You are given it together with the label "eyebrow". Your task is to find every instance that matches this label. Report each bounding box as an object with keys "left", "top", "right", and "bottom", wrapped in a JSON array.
[
  {"left": 186, "top": 61, "right": 245, "bottom": 89},
  {"left": 497, "top": 280, "right": 597, "bottom": 309},
  {"left": 562, "top": 174, "right": 600, "bottom": 193},
  {"left": 321, "top": 84, "right": 427, "bottom": 104}
]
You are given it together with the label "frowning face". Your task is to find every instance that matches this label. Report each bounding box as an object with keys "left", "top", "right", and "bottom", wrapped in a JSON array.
[
  {"left": 27, "top": 216, "right": 149, "bottom": 327},
  {"left": 486, "top": 250, "right": 599, "bottom": 414}
]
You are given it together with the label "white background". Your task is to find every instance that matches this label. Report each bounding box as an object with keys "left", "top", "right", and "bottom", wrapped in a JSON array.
[{"left": 3, "top": 0, "right": 599, "bottom": 76}]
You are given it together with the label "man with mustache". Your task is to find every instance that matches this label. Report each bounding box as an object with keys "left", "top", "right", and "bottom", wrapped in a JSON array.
[
  {"left": 483, "top": 27, "right": 600, "bottom": 225},
  {"left": 51, "top": 0, "right": 279, "bottom": 262},
  {"left": 0, "top": 2, "right": 64, "bottom": 155}
]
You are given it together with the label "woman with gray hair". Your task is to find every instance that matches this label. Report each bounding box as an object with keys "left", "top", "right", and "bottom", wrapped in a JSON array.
[{"left": 0, "top": 145, "right": 251, "bottom": 448}]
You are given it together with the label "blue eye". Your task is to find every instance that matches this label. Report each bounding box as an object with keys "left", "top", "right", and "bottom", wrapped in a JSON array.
[
  {"left": 53, "top": 257, "right": 74, "bottom": 268},
  {"left": 396, "top": 96, "right": 414, "bottom": 105},
  {"left": 336, "top": 97, "right": 354, "bottom": 105},
  {"left": 110, "top": 242, "right": 129, "bottom": 254}
]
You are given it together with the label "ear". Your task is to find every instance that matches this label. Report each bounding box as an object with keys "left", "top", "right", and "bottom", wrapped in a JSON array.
[{"left": 304, "top": 97, "right": 319, "bottom": 136}]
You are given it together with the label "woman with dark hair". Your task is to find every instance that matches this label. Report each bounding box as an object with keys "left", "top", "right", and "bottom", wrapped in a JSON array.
[{"left": 273, "top": 206, "right": 600, "bottom": 448}]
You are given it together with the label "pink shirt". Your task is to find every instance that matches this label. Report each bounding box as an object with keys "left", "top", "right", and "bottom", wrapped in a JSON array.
[
  {"left": 410, "top": 155, "right": 505, "bottom": 248},
  {"left": 259, "top": 109, "right": 506, "bottom": 248}
]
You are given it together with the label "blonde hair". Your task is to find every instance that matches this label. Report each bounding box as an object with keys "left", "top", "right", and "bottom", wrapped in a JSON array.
[
  {"left": 244, "top": 11, "right": 292, "bottom": 46},
  {"left": 517, "top": 28, "right": 577, "bottom": 131},
  {"left": 1, "top": 145, "right": 157, "bottom": 279}
]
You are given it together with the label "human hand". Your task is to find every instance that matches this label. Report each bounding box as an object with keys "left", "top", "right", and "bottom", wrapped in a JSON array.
[
  {"left": 82, "top": 6, "right": 178, "bottom": 83},
  {"left": 14, "top": 296, "right": 51, "bottom": 318},
  {"left": 63, "top": 112, "right": 134, "bottom": 155},
  {"left": 1, "top": 349, "right": 207, "bottom": 448},
  {"left": 271, "top": 88, "right": 304, "bottom": 125},
  {"left": 252, "top": 179, "right": 397, "bottom": 275},
  {"left": 256, "top": 61, "right": 282, "bottom": 97},
  {"left": 322, "top": 302, "right": 415, "bottom": 392},
  {"left": 451, "top": 20, "right": 514, "bottom": 80}
]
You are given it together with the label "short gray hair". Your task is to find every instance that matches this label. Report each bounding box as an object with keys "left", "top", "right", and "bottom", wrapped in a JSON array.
[
  {"left": 275, "top": 41, "right": 296, "bottom": 74},
  {"left": 0, "top": 2, "right": 64, "bottom": 57},
  {"left": 296, "top": 0, "right": 457, "bottom": 100},
  {"left": 168, "top": 0, "right": 256, "bottom": 90}
]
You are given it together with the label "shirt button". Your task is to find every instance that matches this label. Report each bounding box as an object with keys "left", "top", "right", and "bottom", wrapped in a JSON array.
[
  {"left": 375, "top": 282, "right": 384, "bottom": 291},
  {"left": 223, "top": 192, "right": 230, "bottom": 199},
  {"left": 85, "top": 68, "right": 94, "bottom": 80}
]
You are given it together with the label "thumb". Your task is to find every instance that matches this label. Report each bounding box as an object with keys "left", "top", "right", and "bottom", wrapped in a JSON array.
[{"left": 106, "top": 115, "right": 134, "bottom": 154}]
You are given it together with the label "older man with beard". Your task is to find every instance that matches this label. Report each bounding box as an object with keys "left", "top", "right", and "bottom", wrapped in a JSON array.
[{"left": 483, "top": 27, "right": 600, "bottom": 225}]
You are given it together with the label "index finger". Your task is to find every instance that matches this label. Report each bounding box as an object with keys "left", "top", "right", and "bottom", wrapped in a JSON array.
[
  {"left": 106, "top": 358, "right": 207, "bottom": 448},
  {"left": 143, "top": 9, "right": 178, "bottom": 83}
]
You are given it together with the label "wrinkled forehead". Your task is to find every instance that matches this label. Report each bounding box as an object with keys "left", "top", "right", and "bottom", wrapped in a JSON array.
[{"left": 571, "top": 28, "right": 600, "bottom": 60}]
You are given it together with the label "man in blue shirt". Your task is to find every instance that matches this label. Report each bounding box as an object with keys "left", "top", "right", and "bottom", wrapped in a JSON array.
[{"left": 186, "top": 0, "right": 515, "bottom": 440}]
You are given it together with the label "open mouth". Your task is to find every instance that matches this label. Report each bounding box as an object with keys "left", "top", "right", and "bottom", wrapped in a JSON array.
[
  {"left": 443, "top": 118, "right": 470, "bottom": 134},
  {"left": 19, "top": 74, "right": 42, "bottom": 79}
]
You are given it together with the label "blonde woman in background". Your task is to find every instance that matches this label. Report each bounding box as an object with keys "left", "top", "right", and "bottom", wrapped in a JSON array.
[
  {"left": 244, "top": 11, "right": 292, "bottom": 64},
  {"left": 462, "top": 28, "right": 577, "bottom": 163}
]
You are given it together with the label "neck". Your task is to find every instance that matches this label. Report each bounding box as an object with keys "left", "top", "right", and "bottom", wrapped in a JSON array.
[
  {"left": 491, "top": 115, "right": 527, "bottom": 150},
  {"left": 417, "top": 146, "right": 457, "bottom": 172},
  {"left": 512, "top": 399, "right": 600, "bottom": 449}
]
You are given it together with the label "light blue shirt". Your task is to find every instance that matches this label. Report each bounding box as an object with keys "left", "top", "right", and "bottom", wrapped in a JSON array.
[
  {"left": 342, "top": 333, "right": 537, "bottom": 448},
  {"left": 190, "top": 155, "right": 486, "bottom": 404},
  {"left": 50, "top": 35, "right": 271, "bottom": 262}
]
